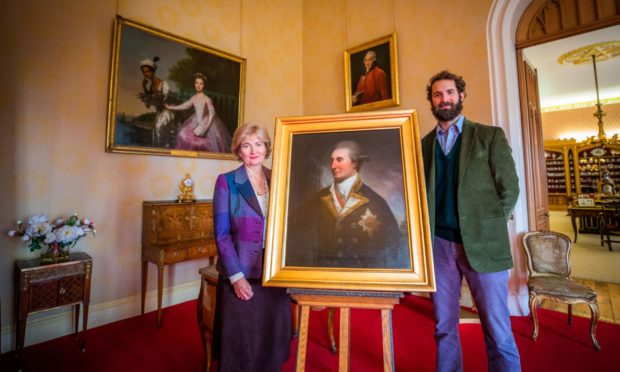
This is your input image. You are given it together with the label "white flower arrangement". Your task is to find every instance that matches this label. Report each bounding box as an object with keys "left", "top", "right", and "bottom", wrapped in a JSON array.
[{"left": 7, "top": 213, "right": 96, "bottom": 252}]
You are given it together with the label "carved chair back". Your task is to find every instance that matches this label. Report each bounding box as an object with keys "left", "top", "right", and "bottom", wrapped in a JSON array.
[{"left": 522, "top": 231, "right": 571, "bottom": 278}]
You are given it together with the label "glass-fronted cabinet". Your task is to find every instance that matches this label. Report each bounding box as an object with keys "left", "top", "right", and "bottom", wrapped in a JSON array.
[
  {"left": 577, "top": 145, "right": 620, "bottom": 194},
  {"left": 544, "top": 140, "right": 620, "bottom": 207},
  {"left": 545, "top": 149, "right": 566, "bottom": 194}
]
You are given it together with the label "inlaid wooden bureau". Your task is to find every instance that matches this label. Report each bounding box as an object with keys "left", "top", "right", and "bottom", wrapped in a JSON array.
[
  {"left": 15, "top": 252, "right": 92, "bottom": 358},
  {"left": 141, "top": 200, "right": 217, "bottom": 326}
]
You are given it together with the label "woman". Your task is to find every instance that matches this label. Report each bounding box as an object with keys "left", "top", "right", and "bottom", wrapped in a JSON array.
[
  {"left": 165, "top": 72, "right": 231, "bottom": 152},
  {"left": 212, "top": 124, "right": 291, "bottom": 371}
]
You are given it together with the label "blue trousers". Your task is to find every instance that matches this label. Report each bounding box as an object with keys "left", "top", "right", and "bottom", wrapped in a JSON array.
[{"left": 431, "top": 236, "right": 521, "bottom": 372}]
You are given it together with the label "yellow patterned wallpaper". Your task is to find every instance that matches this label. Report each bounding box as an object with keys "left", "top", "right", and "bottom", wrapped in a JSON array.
[
  {"left": 0, "top": 0, "right": 499, "bottom": 340},
  {"left": 303, "top": 0, "right": 494, "bottom": 135},
  {"left": 542, "top": 102, "right": 620, "bottom": 141},
  {"left": 0, "top": 0, "right": 303, "bottom": 328}
]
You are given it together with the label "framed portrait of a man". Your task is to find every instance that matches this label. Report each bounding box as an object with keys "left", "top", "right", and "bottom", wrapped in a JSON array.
[
  {"left": 263, "top": 110, "right": 434, "bottom": 292},
  {"left": 344, "top": 33, "right": 399, "bottom": 113},
  {"left": 106, "top": 16, "right": 246, "bottom": 159}
]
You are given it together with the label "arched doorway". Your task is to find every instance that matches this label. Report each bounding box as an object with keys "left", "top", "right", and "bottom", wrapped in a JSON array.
[
  {"left": 487, "top": 0, "right": 620, "bottom": 314},
  {"left": 516, "top": 0, "right": 620, "bottom": 231}
]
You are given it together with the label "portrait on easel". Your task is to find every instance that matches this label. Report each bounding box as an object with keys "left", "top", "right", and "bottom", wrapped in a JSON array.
[{"left": 262, "top": 110, "right": 435, "bottom": 292}]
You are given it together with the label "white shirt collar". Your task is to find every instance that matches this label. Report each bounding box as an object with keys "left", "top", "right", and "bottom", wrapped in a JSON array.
[{"left": 332, "top": 173, "right": 358, "bottom": 199}]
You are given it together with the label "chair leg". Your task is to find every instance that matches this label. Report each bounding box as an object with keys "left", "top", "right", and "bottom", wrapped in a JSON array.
[
  {"left": 588, "top": 301, "right": 601, "bottom": 351},
  {"left": 292, "top": 302, "right": 300, "bottom": 337},
  {"left": 327, "top": 308, "right": 337, "bottom": 354},
  {"left": 568, "top": 304, "right": 572, "bottom": 325},
  {"left": 607, "top": 230, "right": 613, "bottom": 252},
  {"left": 529, "top": 295, "right": 540, "bottom": 341}
]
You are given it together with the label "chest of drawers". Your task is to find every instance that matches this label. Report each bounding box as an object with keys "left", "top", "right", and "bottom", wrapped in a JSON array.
[{"left": 141, "top": 200, "right": 217, "bottom": 326}]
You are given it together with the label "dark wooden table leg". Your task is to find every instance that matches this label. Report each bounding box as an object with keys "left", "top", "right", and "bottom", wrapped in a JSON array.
[
  {"left": 81, "top": 299, "right": 90, "bottom": 352},
  {"left": 15, "top": 273, "right": 28, "bottom": 363},
  {"left": 571, "top": 213, "right": 578, "bottom": 242},
  {"left": 141, "top": 259, "right": 148, "bottom": 315},
  {"left": 157, "top": 265, "right": 164, "bottom": 327},
  {"left": 74, "top": 303, "right": 81, "bottom": 340}
]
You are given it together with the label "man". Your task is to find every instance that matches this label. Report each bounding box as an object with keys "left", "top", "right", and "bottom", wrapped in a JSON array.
[
  {"left": 286, "top": 140, "right": 404, "bottom": 268},
  {"left": 421, "top": 70, "right": 521, "bottom": 372},
  {"left": 352, "top": 50, "right": 390, "bottom": 106}
]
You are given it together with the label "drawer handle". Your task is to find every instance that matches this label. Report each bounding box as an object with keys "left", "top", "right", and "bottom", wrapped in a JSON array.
[
  {"left": 173, "top": 252, "right": 180, "bottom": 257},
  {"left": 59, "top": 287, "right": 66, "bottom": 295}
]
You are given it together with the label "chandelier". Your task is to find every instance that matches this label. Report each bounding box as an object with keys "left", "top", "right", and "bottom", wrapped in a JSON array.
[{"left": 558, "top": 41, "right": 620, "bottom": 147}]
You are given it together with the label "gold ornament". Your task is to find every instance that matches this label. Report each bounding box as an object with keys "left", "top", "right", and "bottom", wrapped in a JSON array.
[{"left": 178, "top": 173, "right": 196, "bottom": 203}]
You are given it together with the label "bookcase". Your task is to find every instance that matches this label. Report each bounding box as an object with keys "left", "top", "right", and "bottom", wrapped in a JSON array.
[{"left": 544, "top": 139, "right": 620, "bottom": 207}]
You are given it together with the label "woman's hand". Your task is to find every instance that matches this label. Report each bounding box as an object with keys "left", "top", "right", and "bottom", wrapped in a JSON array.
[{"left": 232, "top": 277, "right": 254, "bottom": 301}]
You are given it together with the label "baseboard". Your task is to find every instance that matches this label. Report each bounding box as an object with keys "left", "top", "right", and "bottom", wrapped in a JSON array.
[{"left": 1, "top": 280, "right": 200, "bottom": 354}]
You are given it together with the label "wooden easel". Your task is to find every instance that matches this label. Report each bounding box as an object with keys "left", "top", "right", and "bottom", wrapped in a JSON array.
[{"left": 289, "top": 289, "right": 403, "bottom": 372}]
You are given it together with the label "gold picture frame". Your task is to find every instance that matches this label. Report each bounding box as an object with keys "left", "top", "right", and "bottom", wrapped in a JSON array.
[
  {"left": 344, "top": 33, "right": 400, "bottom": 112},
  {"left": 263, "top": 110, "right": 434, "bottom": 292},
  {"left": 106, "top": 16, "right": 246, "bottom": 159}
]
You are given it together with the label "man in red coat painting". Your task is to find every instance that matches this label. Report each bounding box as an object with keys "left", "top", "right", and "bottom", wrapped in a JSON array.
[{"left": 352, "top": 50, "right": 390, "bottom": 105}]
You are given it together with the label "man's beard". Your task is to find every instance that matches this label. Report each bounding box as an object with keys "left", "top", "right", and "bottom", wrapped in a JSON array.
[{"left": 432, "top": 100, "right": 463, "bottom": 122}]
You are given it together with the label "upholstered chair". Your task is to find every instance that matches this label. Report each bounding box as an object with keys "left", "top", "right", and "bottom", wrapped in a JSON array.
[{"left": 521, "top": 231, "right": 601, "bottom": 350}]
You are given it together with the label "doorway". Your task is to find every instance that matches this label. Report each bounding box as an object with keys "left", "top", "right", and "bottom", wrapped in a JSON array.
[{"left": 521, "top": 24, "right": 620, "bottom": 284}]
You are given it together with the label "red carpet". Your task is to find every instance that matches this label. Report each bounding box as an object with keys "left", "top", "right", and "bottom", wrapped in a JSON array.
[{"left": 2, "top": 294, "right": 618, "bottom": 371}]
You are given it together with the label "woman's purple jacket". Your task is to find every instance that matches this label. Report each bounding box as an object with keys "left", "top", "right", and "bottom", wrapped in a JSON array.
[{"left": 213, "top": 165, "right": 271, "bottom": 279}]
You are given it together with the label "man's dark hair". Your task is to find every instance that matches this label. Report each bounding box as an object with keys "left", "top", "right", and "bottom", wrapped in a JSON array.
[{"left": 426, "top": 70, "right": 467, "bottom": 102}]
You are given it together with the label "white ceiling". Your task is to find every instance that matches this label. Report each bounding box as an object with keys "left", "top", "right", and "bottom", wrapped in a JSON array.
[{"left": 522, "top": 24, "right": 620, "bottom": 108}]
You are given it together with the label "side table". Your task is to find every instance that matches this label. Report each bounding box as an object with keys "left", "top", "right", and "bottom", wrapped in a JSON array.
[{"left": 14, "top": 252, "right": 93, "bottom": 359}]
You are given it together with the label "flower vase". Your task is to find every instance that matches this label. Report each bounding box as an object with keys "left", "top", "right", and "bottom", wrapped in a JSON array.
[{"left": 40, "top": 242, "right": 70, "bottom": 264}]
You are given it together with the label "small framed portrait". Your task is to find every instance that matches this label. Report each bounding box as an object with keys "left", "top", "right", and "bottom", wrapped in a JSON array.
[
  {"left": 577, "top": 198, "right": 595, "bottom": 207},
  {"left": 263, "top": 110, "right": 434, "bottom": 292},
  {"left": 344, "top": 33, "right": 399, "bottom": 113},
  {"left": 106, "top": 16, "right": 246, "bottom": 159}
]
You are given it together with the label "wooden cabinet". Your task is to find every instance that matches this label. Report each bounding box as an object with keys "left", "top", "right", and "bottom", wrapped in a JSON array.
[
  {"left": 545, "top": 140, "right": 620, "bottom": 207},
  {"left": 141, "top": 200, "right": 217, "bottom": 326},
  {"left": 15, "top": 252, "right": 92, "bottom": 358},
  {"left": 577, "top": 146, "right": 620, "bottom": 194}
]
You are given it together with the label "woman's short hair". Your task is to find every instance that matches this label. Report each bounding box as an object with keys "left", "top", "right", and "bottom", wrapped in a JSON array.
[{"left": 231, "top": 123, "right": 272, "bottom": 161}]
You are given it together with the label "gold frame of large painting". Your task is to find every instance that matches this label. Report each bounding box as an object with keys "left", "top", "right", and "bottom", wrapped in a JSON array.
[
  {"left": 106, "top": 16, "right": 246, "bottom": 159},
  {"left": 263, "top": 110, "right": 435, "bottom": 292},
  {"left": 344, "top": 33, "right": 400, "bottom": 113}
]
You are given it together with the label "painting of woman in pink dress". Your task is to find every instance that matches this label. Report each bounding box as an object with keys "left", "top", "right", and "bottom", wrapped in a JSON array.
[{"left": 165, "top": 72, "right": 232, "bottom": 152}]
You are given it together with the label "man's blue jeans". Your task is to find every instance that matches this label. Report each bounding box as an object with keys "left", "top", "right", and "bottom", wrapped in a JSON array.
[{"left": 431, "top": 236, "right": 521, "bottom": 372}]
